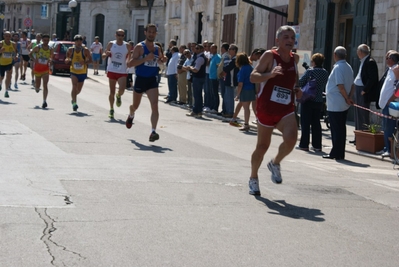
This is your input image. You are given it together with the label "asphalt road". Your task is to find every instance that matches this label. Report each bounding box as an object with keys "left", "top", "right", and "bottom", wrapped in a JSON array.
[{"left": 1, "top": 69, "right": 399, "bottom": 267}]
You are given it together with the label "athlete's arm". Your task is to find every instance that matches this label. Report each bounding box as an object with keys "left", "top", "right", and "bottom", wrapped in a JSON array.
[
  {"left": 126, "top": 43, "right": 132, "bottom": 63},
  {"left": 29, "top": 46, "right": 39, "bottom": 62},
  {"left": 250, "top": 51, "right": 281, "bottom": 83},
  {"left": 84, "top": 48, "right": 92, "bottom": 64},
  {"left": 12, "top": 42, "right": 18, "bottom": 59},
  {"left": 64, "top": 47, "right": 72, "bottom": 63},
  {"left": 127, "top": 44, "right": 154, "bottom": 67},
  {"left": 102, "top": 42, "right": 112, "bottom": 59},
  {"left": 49, "top": 48, "right": 54, "bottom": 66},
  {"left": 158, "top": 48, "right": 165, "bottom": 64}
]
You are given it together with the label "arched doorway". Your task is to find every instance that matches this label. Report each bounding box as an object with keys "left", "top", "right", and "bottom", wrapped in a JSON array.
[{"left": 94, "top": 14, "right": 104, "bottom": 44}]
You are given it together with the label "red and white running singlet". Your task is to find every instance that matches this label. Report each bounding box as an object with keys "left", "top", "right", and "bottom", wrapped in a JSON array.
[{"left": 257, "top": 50, "right": 297, "bottom": 124}]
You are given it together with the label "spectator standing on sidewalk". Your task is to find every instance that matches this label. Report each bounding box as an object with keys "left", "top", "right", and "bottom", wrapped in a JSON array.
[
  {"left": 187, "top": 44, "right": 206, "bottom": 118},
  {"left": 182, "top": 49, "right": 194, "bottom": 107},
  {"left": 323, "top": 46, "right": 354, "bottom": 160},
  {"left": 296, "top": 53, "right": 329, "bottom": 152},
  {"left": 222, "top": 44, "right": 239, "bottom": 118},
  {"left": 350, "top": 44, "right": 379, "bottom": 144},
  {"left": 203, "top": 40, "right": 213, "bottom": 112},
  {"left": 177, "top": 45, "right": 187, "bottom": 105},
  {"left": 378, "top": 51, "right": 399, "bottom": 157},
  {"left": 165, "top": 46, "right": 179, "bottom": 103},
  {"left": 217, "top": 43, "right": 230, "bottom": 116},
  {"left": 209, "top": 44, "right": 221, "bottom": 113},
  {"left": 230, "top": 52, "right": 255, "bottom": 131}
]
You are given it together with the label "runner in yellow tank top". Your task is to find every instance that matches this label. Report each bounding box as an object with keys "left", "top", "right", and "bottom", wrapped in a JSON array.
[
  {"left": 0, "top": 31, "right": 18, "bottom": 98},
  {"left": 65, "top": 34, "right": 92, "bottom": 112},
  {"left": 29, "top": 34, "right": 53, "bottom": 108}
]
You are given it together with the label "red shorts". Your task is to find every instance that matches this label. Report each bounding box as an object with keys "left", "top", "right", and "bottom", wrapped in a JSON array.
[
  {"left": 107, "top": 71, "right": 127, "bottom": 81},
  {"left": 257, "top": 111, "right": 295, "bottom": 127}
]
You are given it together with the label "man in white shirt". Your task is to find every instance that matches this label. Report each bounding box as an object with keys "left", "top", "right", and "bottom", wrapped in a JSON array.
[
  {"left": 378, "top": 51, "right": 399, "bottom": 157},
  {"left": 90, "top": 36, "right": 103, "bottom": 75},
  {"left": 165, "top": 46, "right": 179, "bottom": 103}
]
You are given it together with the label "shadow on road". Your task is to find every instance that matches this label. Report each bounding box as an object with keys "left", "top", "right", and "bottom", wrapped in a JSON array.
[
  {"left": 105, "top": 118, "right": 125, "bottom": 125},
  {"left": 336, "top": 159, "right": 370, "bottom": 167},
  {"left": 254, "top": 196, "right": 325, "bottom": 222},
  {"left": 0, "top": 100, "right": 14, "bottom": 105},
  {"left": 33, "top": 106, "right": 54, "bottom": 110},
  {"left": 129, "top": 139, "right": 173, "bottom": 153},
  {"left": 68, "top": 112, "right": 92, "bottom": 117}
]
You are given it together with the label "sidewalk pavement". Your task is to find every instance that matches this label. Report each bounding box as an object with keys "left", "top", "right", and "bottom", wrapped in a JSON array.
[{"left": 85, "top": 67, "right": 390, "bottom": 163}]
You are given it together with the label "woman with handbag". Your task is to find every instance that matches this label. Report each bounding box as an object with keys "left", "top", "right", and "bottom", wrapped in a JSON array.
[{"left": 296, "top": 53, "right": 329, "bottom": 151}]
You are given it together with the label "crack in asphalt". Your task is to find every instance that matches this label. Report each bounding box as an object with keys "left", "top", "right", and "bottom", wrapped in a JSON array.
[{"left": 35, "top": 208, "right": 86, "bottom": 266}]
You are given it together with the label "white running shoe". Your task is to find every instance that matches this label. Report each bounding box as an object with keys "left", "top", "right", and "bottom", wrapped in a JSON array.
[
  {"left": 249, "top": 178, "right": 261, "bottom": 195},
  {"left": 267, "top": 160, "right": 282, "bottom": 184}
]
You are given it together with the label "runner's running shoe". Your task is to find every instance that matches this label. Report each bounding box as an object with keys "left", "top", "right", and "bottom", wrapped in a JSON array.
[
  {"left": 72, "top": 103, "right": 78, "bottom": 112},
  {"left": 4, "top": 91, "right": 9, "bottom": 98},
  {"left": 42, "top": 101, "right": 47, "bottom": 109},
  {"left": 35, "top": 88, "right": 40, "bottom": 93},
  {"left": 116, "top": 94, "right": 122, "bottom": 107},
  {"left": 267, "top": 160, "right": 282, "bottom": 184},
  {"left": 125, "top": 115, "right": 134, "bottom": 129},
  {"left": 149, "top": 131, "right": 159, "bottom": 142},
  {"left": 109, "top": 109, "right": 114, "bottom": 119},
  {"left": 14, "top": 83, "right": 18, "bottom": 89},
  {"left": 249, "top": 178, "right": 261, "bottom": 195}
]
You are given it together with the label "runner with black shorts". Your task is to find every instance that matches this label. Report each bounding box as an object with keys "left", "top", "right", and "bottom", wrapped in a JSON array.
[
  {"left": 19, "top": 31, "right": 31, "bottom": 81},
  {"left": 126, "top": 24, "right": 165, "bottom": 142},
  {"left": 0, "top": 31, "right": 17, "bottom": 98}
]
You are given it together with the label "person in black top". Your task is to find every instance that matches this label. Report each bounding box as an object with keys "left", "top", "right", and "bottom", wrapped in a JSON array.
[{"left": 296, "top": 53, "right": 329, "bottom": 152}]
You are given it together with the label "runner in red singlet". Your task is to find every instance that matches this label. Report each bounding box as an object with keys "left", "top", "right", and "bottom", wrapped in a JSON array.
[{"left": 248, "top": 25, "right": 302, "bottom": 196}]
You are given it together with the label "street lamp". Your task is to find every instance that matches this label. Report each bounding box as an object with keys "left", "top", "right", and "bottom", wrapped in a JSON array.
[
  {"left": 146, "top": 0, "right": 154, "bottom": 24},
  {"left": 68, "top": 0, "right": 77, "bottom": 41}
]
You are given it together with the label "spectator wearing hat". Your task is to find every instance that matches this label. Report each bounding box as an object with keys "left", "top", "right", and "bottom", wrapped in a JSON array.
[{"left": 90, "top": 36, "right": 103, "bottom": 75}]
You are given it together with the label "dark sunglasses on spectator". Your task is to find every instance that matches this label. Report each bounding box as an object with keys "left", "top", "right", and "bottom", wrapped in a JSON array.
[{"left": 117, "top": 34, "right": 124, "bottom": 37}]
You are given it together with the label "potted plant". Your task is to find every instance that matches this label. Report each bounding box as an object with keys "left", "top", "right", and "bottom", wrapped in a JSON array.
[{"left": 354, "top": 123, "right": 384, "bottom": 154}]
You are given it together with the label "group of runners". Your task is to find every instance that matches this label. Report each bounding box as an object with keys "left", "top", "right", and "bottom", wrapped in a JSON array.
[
  {"left": 0, "top": 24, "right": 302, "bottom": 194},
  {"left": 0, "top": 31, "right": 40, "bottom": 99}
]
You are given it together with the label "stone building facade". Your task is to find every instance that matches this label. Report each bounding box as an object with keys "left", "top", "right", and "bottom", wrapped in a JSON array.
[
  {"left": 1, "top": 0, "right": 166, "bottom": 45},
  {"left": 165, "top": 0, "right": 399, "bottom": 78}
]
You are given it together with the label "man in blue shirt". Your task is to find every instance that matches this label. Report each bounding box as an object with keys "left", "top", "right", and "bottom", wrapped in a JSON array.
[{"left": 324, "top": 46, "right": 354, "bottom": 160}]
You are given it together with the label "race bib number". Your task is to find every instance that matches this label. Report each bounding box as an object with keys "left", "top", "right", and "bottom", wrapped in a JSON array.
[
  {"left": 3, "top": 52, "right": 12, "bottom": 58},
  {"left": 38, "top": 58, "right": 48, "bottom": 65},
  {"left": 144, "top": 56, "right": 158, "bottom": 67},
  {"left": 270, "top": 86, "right": 291, "bottom": 105},
  {"left": 74, "top": 62, "right": 83, "bottom": 70},
  {"left": 111, "top": 61, "right": 122, "bottom": 70}
]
